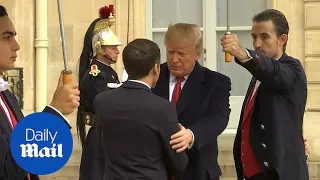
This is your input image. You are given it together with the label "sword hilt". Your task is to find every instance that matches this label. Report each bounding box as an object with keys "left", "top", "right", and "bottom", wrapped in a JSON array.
[
  {"left": 225, "top": 32, "right": 232, "bottom": 62},
  {"left": 63, "top": 70, "right": 72, "bottom": 85}
]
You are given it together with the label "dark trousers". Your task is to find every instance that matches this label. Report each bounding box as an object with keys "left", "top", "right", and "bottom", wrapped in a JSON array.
[
  {"left": 79, "top": 127, "right": 105, "bottom": 180},
  {"left": 245, "top": 170, "right": 279, "bottom": 180}
]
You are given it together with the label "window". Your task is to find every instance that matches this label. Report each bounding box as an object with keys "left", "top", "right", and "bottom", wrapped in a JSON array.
[
  {"left": 147, "top": 0, "right": 204, "bottom": 64},
  {"left": 146, "top": 0, "right": 268, "bottom": 132}
]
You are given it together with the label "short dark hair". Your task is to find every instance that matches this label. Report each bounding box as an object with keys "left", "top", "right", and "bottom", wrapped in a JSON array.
[
  {"left": 252, "top": 9, "right": 289, "bottom": 52},
  {"left": 0, "top": 5, "right": 8, "bottom": 17},
  {"left": 123, "top": 39, "right": 160, "bottom": 80}
]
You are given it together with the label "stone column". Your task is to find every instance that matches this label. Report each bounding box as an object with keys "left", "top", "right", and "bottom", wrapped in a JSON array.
[
  {"left": 35, "top": 0, "right": 48, "bottom": 111},
  {"left": 304, "top": 0, "right": 320, "bottom": 162}
]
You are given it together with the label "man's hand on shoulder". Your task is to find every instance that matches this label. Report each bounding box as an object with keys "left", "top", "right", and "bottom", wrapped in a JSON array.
[
  {"left": 170, "top": 123, "right": 194, "bottom": 153},
  {"left": 50, "top": 73, "right": 80, "bottom": 115}
]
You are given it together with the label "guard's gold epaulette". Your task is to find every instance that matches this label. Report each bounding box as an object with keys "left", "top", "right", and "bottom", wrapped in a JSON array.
[{"left": 89, "top": 64, "right": 101, "bottom": 77}]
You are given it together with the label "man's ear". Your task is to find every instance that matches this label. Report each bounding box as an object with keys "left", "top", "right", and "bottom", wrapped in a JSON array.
[
  {"left": 153, "top": 63, "right": 160, "bottom": 76},
  {"left": 279, "top": 34, "right": 288, "bottom": 47}
]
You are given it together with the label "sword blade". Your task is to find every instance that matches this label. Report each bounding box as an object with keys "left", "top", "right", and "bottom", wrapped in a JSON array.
[
  {"left": 227, "top": 0, "right": 230, "bottom": 32},
  {"left": 57, "top": 0, "right": 69, "bottom": 71}
]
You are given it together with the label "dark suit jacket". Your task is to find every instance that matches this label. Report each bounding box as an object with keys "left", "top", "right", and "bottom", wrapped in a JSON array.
[
  {"left": 152, "top": 62, "right": 231, "bottom": 180},
  {"left": 94, "top": 81, "right": 188, "bottom": 180},
  {"left": 233, "top": 50, "right": 309, "bottom": 180},
  {"left": 0, "top": 90, "right": 70, "bottom": 180},
  {"left": 78, "top": 59, "right": 120, "bottom": 180}
]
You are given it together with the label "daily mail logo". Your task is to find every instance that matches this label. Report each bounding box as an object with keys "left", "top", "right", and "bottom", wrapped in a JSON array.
[
  {"left": 10, "top": 112, "right": 73, "bottom": 175},
  {"left": 20, "top": 129, "right": 63, "bottom": 158}
]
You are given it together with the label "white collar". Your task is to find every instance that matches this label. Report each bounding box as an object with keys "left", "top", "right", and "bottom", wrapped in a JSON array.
[
  {"left": 0, "top": 76, "right": 9, "bottom": 92},
  {"left": 169, "top": 73, "right": 189, "bottom": 83},
  {"left": 128, "top": 80, "right": 151, "bottom": 89}
]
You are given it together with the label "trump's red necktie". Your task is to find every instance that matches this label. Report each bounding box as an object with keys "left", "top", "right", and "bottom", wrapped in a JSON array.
[{"left": 171, "top": 77, "right": 185, "bottom": 105}]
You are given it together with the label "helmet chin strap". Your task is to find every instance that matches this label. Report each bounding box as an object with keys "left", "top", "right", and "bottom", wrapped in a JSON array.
[{"left": 103, "top": 53, "right": 117, "bottom": 63}]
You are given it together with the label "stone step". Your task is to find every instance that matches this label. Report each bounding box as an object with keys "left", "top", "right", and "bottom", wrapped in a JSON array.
[
  {"left": 218, "top": 134, "right": 235, "bottom": 150},
  {"left": 309, "top": 162, "right": 320, "bottom": 179},
  {"left": 68, "top": 149, "right": 82, "bottom": 164},
  {"left": 218, "top": 149, "right": 234, "bottom": 165},
  {"left": 40, "top": 164, "right": 79, "bottom": 179},
  {"left": 39, "top": 177, "right": 78, "bottom": 180},
  {"left": 72, "top": 133, "right": 82, "bottom": 151},
  {"left": 220, "top": 164, "right": 237, "bottom": 178}
]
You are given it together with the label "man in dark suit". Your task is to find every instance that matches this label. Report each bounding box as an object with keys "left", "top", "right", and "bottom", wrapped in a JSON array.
[
  {"left": 152, "top": 23, "right": 231, "bottom": 180},
  {"left": 221, "top": 9, "right": 308, "bottom": 180},
  {"left": 0, "top": 5, "right": 80, "bottom": 180},
  {"left": 94, "top": 39, "right": 188, "bottom": 180}
]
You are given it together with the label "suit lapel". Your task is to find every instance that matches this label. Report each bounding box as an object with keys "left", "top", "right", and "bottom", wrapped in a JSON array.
[
  {"left": 244, "top": 77, "right": 257, "bottom": 105},
  {"left": 2, "top": 90, "right": 24, "bottom": 121},
  {"left": 0, "top": 104, "right": 12, "bottom": 135},
  {"left": 176, "top": 63, "right": 205, "bottom": 115},
  {"left": 155, "top": 64, "right": 170, "bottom": 100}
]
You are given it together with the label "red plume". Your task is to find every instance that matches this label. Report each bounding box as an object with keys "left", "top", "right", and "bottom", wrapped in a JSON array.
[{"left": 99, "top": 5, "right": 115, "bottom": 19}]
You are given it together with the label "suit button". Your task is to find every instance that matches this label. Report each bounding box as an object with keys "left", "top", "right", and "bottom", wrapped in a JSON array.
[
  {"left": 262, "top": 143, "right": 267, "bottom": 148},
  {"left": 260, "top": 124, "right": 265, "bottom": 130},
  {"left": 264, "top": 161, "right": 269, "bottom": 167}
]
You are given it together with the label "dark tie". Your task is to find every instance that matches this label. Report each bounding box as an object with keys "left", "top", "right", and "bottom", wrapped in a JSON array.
[{"left": 171, "top": 77, "right": 185, "bottom": 105}]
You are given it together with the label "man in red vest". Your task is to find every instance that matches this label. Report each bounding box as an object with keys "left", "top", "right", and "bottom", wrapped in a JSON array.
[
  {"left": 0, "top": 5, "right": 80, "bottom": 180},
  {"left": 221, "top": 9, "right": 308, "bottom": 180}
]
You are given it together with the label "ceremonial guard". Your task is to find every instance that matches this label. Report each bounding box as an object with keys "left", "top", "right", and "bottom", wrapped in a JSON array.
[{"left": 76, "top": 5, "right": 122, "bottom": 180}]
